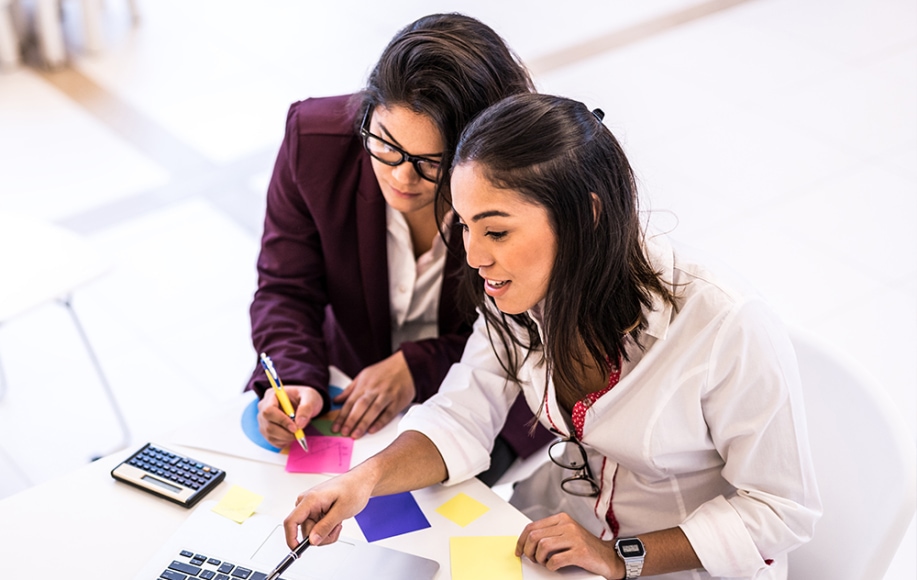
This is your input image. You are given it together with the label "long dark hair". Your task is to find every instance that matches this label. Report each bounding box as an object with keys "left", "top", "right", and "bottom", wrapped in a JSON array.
[
  {"left": 355, "top": 13, "right": 533, "bottom": 221},
  {"left": 448, "top": 93, "right": 675, "bottom": 402}
]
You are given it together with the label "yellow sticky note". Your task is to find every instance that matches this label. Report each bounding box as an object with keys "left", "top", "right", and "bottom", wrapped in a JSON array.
[
  {"left": 450, "top": 536, "right": 522, "bottom": 580},
  {"left": 212, "top": 485, "right": 264, "bottom": 523},
  {"left": 436, "top": 493, "right": 490, "bottom": 527}
]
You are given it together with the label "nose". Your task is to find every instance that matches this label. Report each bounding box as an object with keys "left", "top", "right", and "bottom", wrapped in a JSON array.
[
  {"left": 391, "top": 160, "right": 420, "bottom": 184},
  {"left": 463, "top": 231, "right": 493, "bottom": 270}
]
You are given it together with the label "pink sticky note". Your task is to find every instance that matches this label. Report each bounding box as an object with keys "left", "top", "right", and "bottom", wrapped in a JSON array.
[{"left": 285, "top": 435, "right": 354, "bottom": 473}]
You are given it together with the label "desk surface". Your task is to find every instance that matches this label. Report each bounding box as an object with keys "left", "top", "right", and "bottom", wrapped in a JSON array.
[{"left": 0, "top": 396, "right": 599, "bottom": 579}]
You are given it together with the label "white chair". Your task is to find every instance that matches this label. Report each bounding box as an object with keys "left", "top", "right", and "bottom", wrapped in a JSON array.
[
  {"left": 788, "top": 328, "right": 916, "bottom": 579},
  {"left": 0, "top": 212, "right": 130, "bottom": 454}
]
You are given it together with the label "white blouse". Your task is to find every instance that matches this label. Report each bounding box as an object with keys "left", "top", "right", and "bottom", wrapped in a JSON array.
[
  {"left": 399, "top": 235, "right": 821, "bottom": 579},
  {"left": 385, "top": 205, "right": 446, "bottom": 350}
]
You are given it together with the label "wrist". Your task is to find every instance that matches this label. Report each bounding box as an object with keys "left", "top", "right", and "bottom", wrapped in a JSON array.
[{"left": 614, "top": 537, "right": 646, "bottom": 579}]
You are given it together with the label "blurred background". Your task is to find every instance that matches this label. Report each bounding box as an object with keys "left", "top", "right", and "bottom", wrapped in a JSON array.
[{"left": 0, "top": 0, "right": 913, "bottom": 576}]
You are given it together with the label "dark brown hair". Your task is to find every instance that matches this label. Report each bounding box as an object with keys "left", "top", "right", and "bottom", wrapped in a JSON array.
[
  {"left": 448, "top": 93, "right": 675, "bottom": 402},
  {"left": 356, "top": 13, "right": 533, "bottom": 220}
]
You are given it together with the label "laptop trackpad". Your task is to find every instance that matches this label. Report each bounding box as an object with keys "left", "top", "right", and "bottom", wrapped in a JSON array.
[
  {"left": 250, "top": 524, "right": 439, "bottom": 580},
  {"left": 251, "top": 525, "right": 354, "bottom": 577}
]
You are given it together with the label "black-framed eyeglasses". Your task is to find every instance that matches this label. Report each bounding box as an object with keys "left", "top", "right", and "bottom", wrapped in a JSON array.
[
  {"left": 359, "top": 107, "right": 442, "bottom": 183},
  {"left": 549, "top": 432, "right": 601, "bottom": 497}
]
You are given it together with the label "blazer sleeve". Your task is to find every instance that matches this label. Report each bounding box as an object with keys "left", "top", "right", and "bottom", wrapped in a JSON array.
[
  {"left": 246, "top": 103, "right": 332, "bottom": 413},
  {"left": 400, "top": 333, "right": 472, "bottom": 401}
]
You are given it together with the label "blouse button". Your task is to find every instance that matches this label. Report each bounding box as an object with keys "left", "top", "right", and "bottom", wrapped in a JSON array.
[{"left": 582, "top": 398, "right": 592, "bottom": 409}]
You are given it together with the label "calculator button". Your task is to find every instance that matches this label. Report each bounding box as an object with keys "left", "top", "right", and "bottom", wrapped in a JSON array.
[
  {"left": 179, "top": 550, "right": 194, "bottom": 558},
  {"left": 207, "top": 558, "right": 221, "bottom": 566},
  {"left": 159, "top": 570, "right": 186, "bottom": 580},
  {"left": 217, "top": 563, "right": 234, "bottom": 573},
  {"left": 200, "top": 570, "right": 217, "bottom": 580},
  {"left": 231, "top": 567, "right": 252, "bottom": 578}
]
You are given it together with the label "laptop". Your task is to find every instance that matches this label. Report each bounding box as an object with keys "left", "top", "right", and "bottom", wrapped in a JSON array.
[{"left": 134, "top": 500, "right": 439, "bottom": 580}]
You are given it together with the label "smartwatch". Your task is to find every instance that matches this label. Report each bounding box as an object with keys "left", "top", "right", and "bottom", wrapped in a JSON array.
[{"left": 614, "top": 536, "right": 646, "bottom": 579}]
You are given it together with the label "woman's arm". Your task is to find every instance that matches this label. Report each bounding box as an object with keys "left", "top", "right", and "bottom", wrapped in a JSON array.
[
  {"left": 248, "top": 104, "right": 335, "bottom": 406},
  {"left": 517, "top": 515, "right": 701, "bottom": 579},
  {"left": 283, "top": 430, "right": 447, "bottom": 548}
]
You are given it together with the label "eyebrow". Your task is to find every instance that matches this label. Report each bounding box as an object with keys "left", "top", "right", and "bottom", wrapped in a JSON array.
[
  {"left": 374, "top": 122, "right": 444, "bottom": 159},
  {"left": 454, "top": 209, "right": 512, "bottom": 222}
]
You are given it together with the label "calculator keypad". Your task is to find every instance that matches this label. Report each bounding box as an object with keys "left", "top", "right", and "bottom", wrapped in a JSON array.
[
  {"left": 128, "top": 445, "right": 222, "bottom": 491},
  {"left": 112, "top": 442, "right": 226, "bottom": 507}
]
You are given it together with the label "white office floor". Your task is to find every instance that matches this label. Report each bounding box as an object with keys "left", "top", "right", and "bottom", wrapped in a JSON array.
[{"left": 0, "top": 0, "right": 914, "bottom": 577}]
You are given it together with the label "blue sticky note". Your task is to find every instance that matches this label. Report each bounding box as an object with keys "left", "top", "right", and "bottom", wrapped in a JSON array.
[{"left": 354, "top": 492, "right": 431, "bottom": 542}]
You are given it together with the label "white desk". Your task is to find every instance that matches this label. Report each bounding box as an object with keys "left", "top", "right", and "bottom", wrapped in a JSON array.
[{"left": 0, "top": 396, "right": 599, "bottom": 579}]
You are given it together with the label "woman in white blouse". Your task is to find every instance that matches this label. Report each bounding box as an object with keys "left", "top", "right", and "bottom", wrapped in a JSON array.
[{"left": 282, "top": 93, "right": 821, "bottom": 580}]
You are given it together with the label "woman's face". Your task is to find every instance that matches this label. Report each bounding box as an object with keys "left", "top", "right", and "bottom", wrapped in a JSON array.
[
  {"left": 451, "top": 162, "right": 557, "bottom": 315},
  {"left": 366, "top": 104, "right": 444, "bottom": 215}
]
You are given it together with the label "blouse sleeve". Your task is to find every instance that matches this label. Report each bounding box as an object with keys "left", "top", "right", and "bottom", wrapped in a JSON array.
[
  {"left": 398, "top": 308, "right": 523, "bottom": 484},
  {"left": 679, "top": 297, "right": 822, "bottom": 577}
]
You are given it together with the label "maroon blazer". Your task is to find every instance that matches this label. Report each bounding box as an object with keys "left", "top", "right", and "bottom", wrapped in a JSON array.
[{"left": 247, "top": 95, "right": 551, "bottom": 459}]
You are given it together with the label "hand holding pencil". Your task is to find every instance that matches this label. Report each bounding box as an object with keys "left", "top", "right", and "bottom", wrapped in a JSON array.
[{"left": 259, "top": 353, "right": 314, "bottom": 452}]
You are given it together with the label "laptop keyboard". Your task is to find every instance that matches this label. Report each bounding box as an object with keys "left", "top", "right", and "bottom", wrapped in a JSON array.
[{"left": 157, "top": 549, "right": 286, "bottom": 580}]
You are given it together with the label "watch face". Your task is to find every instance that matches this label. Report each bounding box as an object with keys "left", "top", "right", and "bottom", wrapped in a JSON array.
[{"left": 618, "top": 538, "right": 646, "bottom": 558}]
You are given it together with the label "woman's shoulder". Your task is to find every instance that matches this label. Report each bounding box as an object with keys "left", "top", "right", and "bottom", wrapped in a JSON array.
[{"left": 287, "top": 94, "right": 361, "bottom": 138}]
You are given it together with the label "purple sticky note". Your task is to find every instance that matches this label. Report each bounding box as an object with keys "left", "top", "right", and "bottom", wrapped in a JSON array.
[
  {"left": 354, "top": 492, "right": 431, "bottom": 542},
  {"left": 285, "top": 435, "right": 353, "bottom": 473}
]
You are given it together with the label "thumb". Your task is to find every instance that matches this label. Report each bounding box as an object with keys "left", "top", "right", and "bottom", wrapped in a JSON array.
[
  {"left": 295, "top": 387, "right": 322, "bottom": 426},
  {"left": 333, "top": 379, "right": 356, "bottom": 402},
  {"left": 309, "top": 515, "right": 344, "bottom": 546}
]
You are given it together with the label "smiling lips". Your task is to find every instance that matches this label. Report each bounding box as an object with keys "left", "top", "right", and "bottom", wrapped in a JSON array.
[{"left": 483, "top": 278, "right": 510, "bottom": 296}]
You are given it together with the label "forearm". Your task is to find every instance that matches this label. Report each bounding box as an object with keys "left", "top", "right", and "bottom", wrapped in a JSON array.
[
  {"left": 356, "top": 430, "right": 448, "bottom": 496},
  {"left": 622, "top": 528, "right": 701, "bottom": 578}
]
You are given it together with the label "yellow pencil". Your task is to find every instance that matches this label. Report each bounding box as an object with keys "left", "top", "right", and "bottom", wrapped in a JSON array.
[{"left": 260, "top": 353, "right": 308, "bottom": 452}]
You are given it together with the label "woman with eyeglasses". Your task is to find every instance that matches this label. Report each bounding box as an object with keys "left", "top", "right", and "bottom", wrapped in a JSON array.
[
  {"left": 246, "top": 13, "right": 551, "bottom": 483},
  {"left": 282, "top": 93, "right": 821, "bottom": 580}
]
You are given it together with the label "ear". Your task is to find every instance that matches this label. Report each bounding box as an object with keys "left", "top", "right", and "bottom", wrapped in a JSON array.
[{"left": 590, "top": 193, "right": 601, "bottom": 226}]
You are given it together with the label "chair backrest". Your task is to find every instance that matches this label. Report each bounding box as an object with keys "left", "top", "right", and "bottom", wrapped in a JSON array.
[{"left": 788, "top": 328, "right": 916, "bottom": 580}]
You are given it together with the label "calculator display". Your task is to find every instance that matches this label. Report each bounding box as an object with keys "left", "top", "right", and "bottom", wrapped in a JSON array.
[
  {"left": 141, "top": 474, "right": 182, "bottom": 494},
  {"left": 111, "top": 443, "right": 226, "bottom": 508}
]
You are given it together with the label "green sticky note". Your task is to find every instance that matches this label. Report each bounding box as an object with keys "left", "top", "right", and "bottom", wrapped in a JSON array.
[
  {"left": 450, "top": 536, "right": 522, "bottom": 580},
  {"left": 436, "top": 493, "right": 490, "bottom": 527},
  {"left": 309, "top": 418, "right": 342, "bottom": 437}
]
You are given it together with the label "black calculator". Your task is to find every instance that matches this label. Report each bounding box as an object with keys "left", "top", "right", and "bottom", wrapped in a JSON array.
[{"left": 111, "top": 443, "right": 226, "bottom": 508}]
